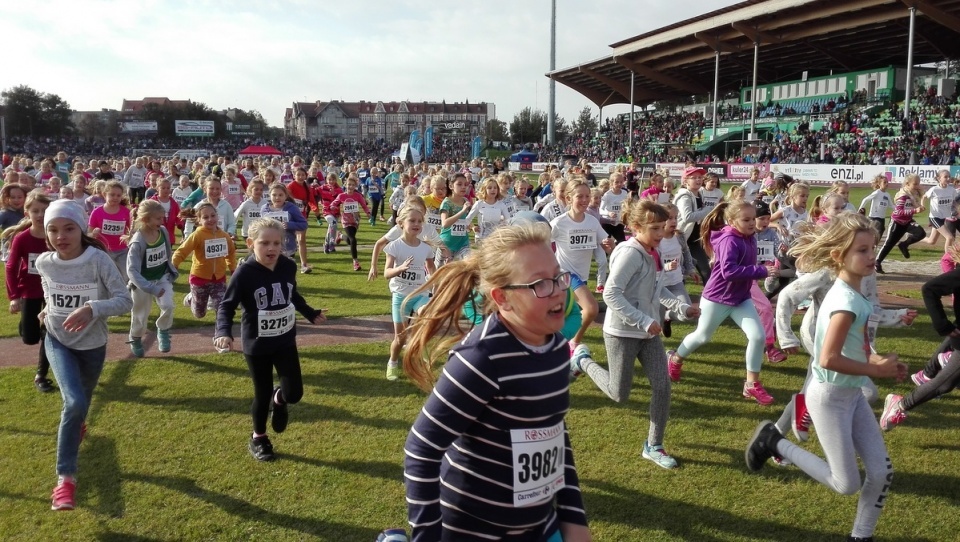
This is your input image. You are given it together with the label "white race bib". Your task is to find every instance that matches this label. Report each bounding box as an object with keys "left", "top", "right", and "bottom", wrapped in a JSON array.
[
  {"left": 511, "top": 421, "right": 566, "bottom": 507},
  {"left": 396, "top": 266, "right": 424, "bottom": 288},
  {"left": 451, "top": 219, "right": 468, "bottom": 237},
  {"left": 568, "top": 230, "right": 597, "bottom": 251},
  {"left": 342, "top": 201, "right": 359, "bottom": 214},
  {"left": 145, "top": 245, "right": 167, "bottom": 268},
  {"left": 28, "top": 253, "right": 40, "bottom": 275},
  {"left": 263, "top": 210, "right": 289, "bottom": 223},
  {"left": 757, "top": 241, "right": 775, "bottom": 262},
  {"left": 227, "top": 183, "right": 242, "bottom": 195},
  {"left": 204, "top": 238, "right": 229, "bottom": 259},
  {"left": 426, "top": 211, "right": 442, "bottom": 229},
  {"left": 293, "top": 198, "right": 306, "bottom": 212},
  {"left": 101, "top": 219, "right": 125, "bottom": 236},
  {"left": 258, "top": 304, "right": 295, "bottom": 338},
  {"left": 247, "top": 210, "right": 261, "bottom": 219},
  {"left": 48, "top": 282, "right": 98, "bottom": 317}
]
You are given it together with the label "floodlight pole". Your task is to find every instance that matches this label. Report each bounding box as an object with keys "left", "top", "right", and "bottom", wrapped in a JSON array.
[
  {"left": 712, "top": 51, "right": 720, "bottom": 141},
  {"left": 750, "top": 42, "right": 759, "bottom": 140},
  {"left": 904, "top": 6, "right": 916, "bottom": 121},
  {"left": 547, "top": 0, "right": 556, "bottom": 145},
  {"left": 629, "top": 72, "right": 635, "bottom": 153}
]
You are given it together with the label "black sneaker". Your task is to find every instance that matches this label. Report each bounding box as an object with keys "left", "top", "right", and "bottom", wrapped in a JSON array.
[
  {"left": 898, "top": 243, "right": 910, "bottom": 259},
  {"left": 270, "top": 386, "right": 288, "bottom": 434},
  {"left": 745, "top": 420, "right": 783, "bottom": 472},
  {"left": 875, "top": 263, "right": 885, "bottom": 274},
  {"left": 847, "top": 537, "right": 874, "bottom": 542},
  {"left": 662, "top": 319, "right": 672, "bottom": 338},
  {"left": 34, "top": 376, "right": 55, "bottom": 393},
  {"left": 249, "top": 436, "right": 275, "bottom": 461}
]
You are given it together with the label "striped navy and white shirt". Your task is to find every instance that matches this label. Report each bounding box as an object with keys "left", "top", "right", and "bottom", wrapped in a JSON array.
[{"left": 404, "top": 313, "right": 587, "bottom": 541}]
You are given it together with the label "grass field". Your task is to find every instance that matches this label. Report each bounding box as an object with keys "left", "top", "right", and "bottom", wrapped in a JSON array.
[{"left": 1, "top": 184, "right": 957, "bottom": 540}]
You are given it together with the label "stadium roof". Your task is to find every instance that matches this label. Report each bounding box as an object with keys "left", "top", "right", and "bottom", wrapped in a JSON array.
[{"left": 547, "top": 0, "right": 960, "bottom": 107}]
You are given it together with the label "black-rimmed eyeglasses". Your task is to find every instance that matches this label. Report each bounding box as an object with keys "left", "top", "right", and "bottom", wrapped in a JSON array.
[{"left": 501, "top": 272, "right": 571, "bottom": 299}]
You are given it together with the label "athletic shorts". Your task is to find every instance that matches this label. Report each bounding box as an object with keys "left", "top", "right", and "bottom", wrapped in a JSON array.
[
  {"left": 391, "top": 292, "right": 430, "bottom": 324},
  {"left": 570, "top": 272, "right": 588, "bottom": 292}
]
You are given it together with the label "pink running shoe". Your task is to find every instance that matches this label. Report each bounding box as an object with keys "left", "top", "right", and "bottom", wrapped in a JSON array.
[
  {"left": 880, "top": 394, "right": 907, "bottom": 431},
  {"left": 595, "top": 285, "right": 605, "bottom": 294},
  {"left": 667, "top": 350, "right": 683, "bottom": 383},
  {"left": 51, "top": 478, "right": 76, "bottom": 511},
  {"left": 938, "top": 351, "right": 952, "bottom": 368},
  {"left": 911, "top": 370, "right": 931, "bottom": 387},
  {"left": 743, "top": 381, "right": 775, "bottom": 406},
  {"left": 765, "top": 345, "right": 788, "bottom": 364},
  {"left": 792, "top": 393, "right": 810, "bottom": 442}
]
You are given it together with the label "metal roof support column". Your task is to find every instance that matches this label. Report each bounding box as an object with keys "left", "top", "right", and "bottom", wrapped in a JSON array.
[
  {"left": 547, "top": 0, "right": 556, "bottom": 145},
  {"left": 750, "top": 42, "right": 759, "bottom": 140},
  {"left": 712, "top": 51, "right": 720, "bottom": 141},
  {"left": 904, "top": 6, "right": 916, "bottom": 121},
  {"left": 629, "top": 71, "right": 635, "bottom": 153}
]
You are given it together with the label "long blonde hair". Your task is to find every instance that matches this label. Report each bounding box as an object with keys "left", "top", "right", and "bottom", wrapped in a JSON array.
[
  {"left": 122, "top": 199, "right": 165, "bottom": 244},
  {"left": 788, "top": 212, "right": 877, "bottom": 273},
  {"left": 403, "top": 223, "right": 552, "bottom": 392}
]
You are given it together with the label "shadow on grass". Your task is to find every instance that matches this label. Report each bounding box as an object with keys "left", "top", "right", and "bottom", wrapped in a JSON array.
[
  {"left": 281, "top": 453, "right": 403, "bottom": 483},
  {"left": 96, "top": 533, "right": 167, "bottom": 542},
  {"left": 126, "top": 472, "right": 377, "bottom": 540},
  {"left": 581, "top": 477, "right": 929, "bottom": 542},
  {"left": 889, "top": 470, "right": 960, "bottom": 505},
  {"left": 294, "top": 402, "right": 411, "bottom": 431},
  {"left": 82, "top": 434, "right": 125, "bottom": 518}
]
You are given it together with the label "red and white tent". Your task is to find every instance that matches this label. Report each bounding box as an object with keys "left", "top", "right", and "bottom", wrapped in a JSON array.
[{"left": 237, "top": 145, "right": 283, "bottom": 156}]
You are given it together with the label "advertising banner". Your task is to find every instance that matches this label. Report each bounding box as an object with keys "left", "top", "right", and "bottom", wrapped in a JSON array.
[
  {"left": 175, "top": 120, "right": 215, "bottom": 137},
  {"left": 118, "top": 121, "right": 158, "bottom": 134}
]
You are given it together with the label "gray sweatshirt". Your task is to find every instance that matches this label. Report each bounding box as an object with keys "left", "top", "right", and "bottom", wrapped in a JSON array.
[
  {"left": 602, "top": 239, "right": 690, "bottom": 339},
  {"left": 126, "top": 228, "right": 179, "bottom": 296},
  {"left": 37, "top": 246, "right": 133, "bottom": 350}
]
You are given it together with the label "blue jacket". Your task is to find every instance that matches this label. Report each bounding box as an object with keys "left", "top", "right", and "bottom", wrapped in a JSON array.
[{"left": 700, "top": 226, "right": 767, "bottom": 306}]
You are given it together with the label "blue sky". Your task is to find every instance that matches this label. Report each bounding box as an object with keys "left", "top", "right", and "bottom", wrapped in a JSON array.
[{"left": 1, "top": 0, "right": 734, "bottom": 128}]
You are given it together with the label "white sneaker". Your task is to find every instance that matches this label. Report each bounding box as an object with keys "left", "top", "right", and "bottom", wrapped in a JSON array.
[{"left": 183, "top": 293, "right": 192, "bottom": 307}]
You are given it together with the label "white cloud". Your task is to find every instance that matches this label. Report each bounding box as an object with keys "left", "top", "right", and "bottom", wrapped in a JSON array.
[{"left": 0, "top": 0, "right": 736, "bottom": 129}]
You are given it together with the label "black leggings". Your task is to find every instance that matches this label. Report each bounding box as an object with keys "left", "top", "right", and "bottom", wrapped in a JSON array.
[
  {"left": 19, "top": 298, "right": 49, "bottom": 377},
  {"left": 901, "top": 336, "right": 960, "bottom": 411},
  {"left": 344, "top": 225, "right": 359, "bottom": 259},
  {"left": 869, "top": 217, "right": 885, "bottom": 239},
  {"left": 370, "top": 197, "right": 383, "bottom": 220},
  {"left": 687, "top": 238, "right": 712, "bottom": 284},
  {"left": 876, "top": 220, "right": 924, "bottom": 263},
  {"left": 244, "top": 347, "right": 303, "bottom": 435},
  {"left": 602, "top": 223, "right": 626, "bottom": 244}
]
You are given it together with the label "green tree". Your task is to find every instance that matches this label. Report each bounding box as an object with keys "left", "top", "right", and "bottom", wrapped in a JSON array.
[
  {"left": 510, "top": 107, "right": 548, "bottom": 145},
  {"left": 1, "top": 85, "right": 75, "bottom": 137},
  {"left": 486, "top": 119, "right": 508, "bottom": 142},
  {"left": 570, "top": 106, "right": 598, "bottom": 138}
]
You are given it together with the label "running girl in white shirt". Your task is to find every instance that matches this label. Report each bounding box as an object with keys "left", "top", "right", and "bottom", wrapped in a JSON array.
[{"left": 550, "top": 178, "right": 615, "bottom": 352}]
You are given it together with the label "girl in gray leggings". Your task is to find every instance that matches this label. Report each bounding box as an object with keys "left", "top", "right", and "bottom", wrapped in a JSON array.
[
  {"left": 746, "top": 213, "right": 907, "bottom": 542},
  {"left": 571, "top": 200, "right": 698, "bottom": 470}
]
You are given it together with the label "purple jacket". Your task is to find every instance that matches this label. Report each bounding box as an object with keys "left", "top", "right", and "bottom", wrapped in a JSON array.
[{"left": 700, "top": 226, "right": 767, "bottom": 306}]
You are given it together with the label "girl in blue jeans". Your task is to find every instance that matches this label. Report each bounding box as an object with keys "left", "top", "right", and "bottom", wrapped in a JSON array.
[{"left": 35, "top": 200, "right": 132, "bottom": 511}]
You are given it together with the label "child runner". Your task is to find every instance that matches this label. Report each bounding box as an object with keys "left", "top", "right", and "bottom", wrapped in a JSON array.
[
  {"left": 402, "top": 223, "right": 590, "bottom": 542},
  {"left": 699, "top": 172, "right": 724, "bottom": 212},
  {"left": 317, "top": 174, "right": 344, "bottom": 254},
  {"left": 260, "top": 183, "right": 308, "bottom": 263},
  {"left": 330, "top": 176, "right": 372, "bottom": 271},
  {"left": 149, "top": 176, "right": 181, "bottom": 244},
  {"left": 38, "top": 200, "right": 133, "bottom": 510},
  {"left": 214, "top": 218, "right": 326, "bottom": 461},
  {"left": 221, "top": 166, "right": 246, "bottom": 211},
  {"left": 382, "top": 206, "right": 436, "bottom": 381},
  {"left": 674, "top": 166, "right": 712, "bottom": 282},
  {"left": 858, "top": 174, "right": 893, "bottom": 238},
  {"left": 0, "top": 183, "right": 27, "bottom": 232},
  {"left": 740, "top": 168, "right": 763, "bottom": 202},
  {"left": 87, "top": 180, "right": 131, "bottom": 282},
  {"left": 286, "top": 167, "right": 318, "bottom": 273},
  {"left": 875, "top": 173, "right": 925, "bottom": 273},
  {"left": 234, "top": 179, "right": 265, "bottom": 243},
  {"left": 550, "top": 178, "right": 616, "bottom": 353},
  {"left": 745, "top": 212, "right": 906, "bottom": 542},
  {"left": 436, "top": 172, "right": 474, "bottom": 266},
  {"left": 769, "top": 181, "right": 810, "bottom": 238},
  {"left": 171, "top": 175, "right": 193, "bottom": 208},
  {"left": 657, "top": 202, "right": 697, "bottom": 337},
  {"left": 4, "top": 191, "right": 53, "bottom": 392},
  {"left": 465, "top": 176, "right": 511, "bottom": 243},
  {"left": 84, "top": 181, "right": 106, "bottom": 215},
  {"left": 513, "top": 177, "right": 534, "bottom": 213},
  {"left": 173, "top": 202, "right": 237, "bottom": 318},
  {"left": 367, "top": 167, "right": 386, "bottom": 224},
  {"left": 599, "top": 172, "right": 628, "bottom": 242},
  {"left": 125, "top": 200, "right": 178, "bottom": 357},
  {"left": 387, "top": 173, "right": 409, "bottom": 226},
  {"left": 920, "top": 168, "right": 958, "bottom": 251},
  {"left": 881, "top": 251, "right": 960, "bottom": 430},
  {"left": 572, "top": 199, "right": 698, "bottom": 470},
  {"left": 668, "top": 200, "right": 778, "bottom": 405}
]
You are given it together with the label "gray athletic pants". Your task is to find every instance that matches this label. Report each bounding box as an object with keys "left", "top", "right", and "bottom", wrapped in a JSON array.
[
  {"left": 586, "top": 334, "right": 671, "bottom": 447},
  {"left": 775, "top": 380, "right": 893, "bottom": 539}
]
